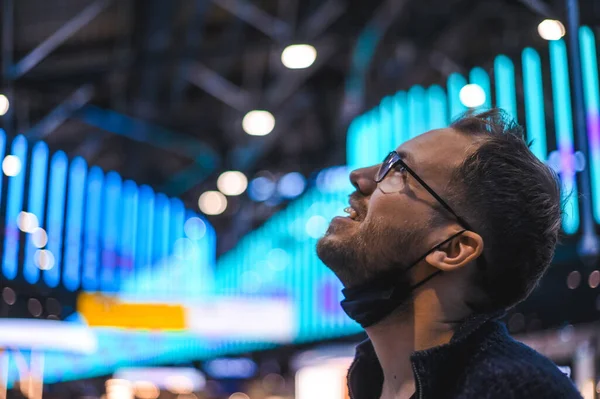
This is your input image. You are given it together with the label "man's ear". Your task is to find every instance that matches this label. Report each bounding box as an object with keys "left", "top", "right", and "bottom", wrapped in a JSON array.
[{"left": 425, "top": 231, "right": 484, "bottom": 272}]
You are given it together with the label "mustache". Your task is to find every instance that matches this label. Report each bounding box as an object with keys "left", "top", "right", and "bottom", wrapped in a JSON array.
[{"left": 349, "top": 192, "right": 368, "bottom": 220}]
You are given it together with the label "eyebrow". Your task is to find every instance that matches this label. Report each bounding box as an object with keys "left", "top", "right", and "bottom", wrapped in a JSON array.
[{"left": 395, "top": 149, "right": 416, "bottom": 166}]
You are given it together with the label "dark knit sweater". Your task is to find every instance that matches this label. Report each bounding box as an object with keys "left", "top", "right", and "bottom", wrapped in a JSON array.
[{"left": 347, "top": 312, "right": 583, "bottom": 399}]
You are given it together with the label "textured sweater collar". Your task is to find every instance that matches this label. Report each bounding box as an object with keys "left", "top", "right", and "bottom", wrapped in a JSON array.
[{"left": 349, "top": 310, "right": 507, "bottom": 399}]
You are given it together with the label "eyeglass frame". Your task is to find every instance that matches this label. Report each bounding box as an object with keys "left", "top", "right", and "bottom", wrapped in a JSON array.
[{"left": 375, "top": 150, "right": 481, "bottom": 246}]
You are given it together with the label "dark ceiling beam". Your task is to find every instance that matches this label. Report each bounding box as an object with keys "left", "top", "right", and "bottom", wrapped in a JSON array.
[
  {"left": 2, "top": 0, "right": 15, "bottom": 135},
  {"left": 340, "top": 0, "right": 410, "bottom": 123},
  {"left": 186, "top": 63, "right": 253, "bottom": 112},
  {"left": 518, "top": 0, "right": 556, "bottom": 18},
  {"left": 74, "top": 105, "right": 220, "bottom": 177},
  {"left": 25, "top": 84, "right": 94, "bottom": 141},
  {"left": 210, "top": 0, "right": 292, "bottom": 42},
  {"left": 135, "top": 0, "right": 177, "bottom": 116},
  {"left": 298, "top": 0, "right": 347, "bottom": 40},
  {"left": 170, "top": 0, "right": 212, "bottom": 107},
  {"left": 9, "top": 0, "right": 112, "bottom": 79}
]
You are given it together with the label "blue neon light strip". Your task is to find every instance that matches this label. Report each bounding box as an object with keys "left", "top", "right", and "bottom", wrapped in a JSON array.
[
  {"left": 346, "top": 118, "right": 368, "bottom": 170},
  {"left": 3, "top": 136, "right": 28, "bottom": 280},
  {"left": 393, "top": 91, "right": 408, "bottom": 144},
  {"left": 579, "top": 27, "right": 600, "bottom": 223},
  {"left": 469, "top": 67, "right": 492, "bottom": 110},
  {"left": 153, "top": 194, "right": 169, "bottom": 285},
  {"left": 23, "top": 142, "right": 48, "bottom": 284},
  {"left": 63, "top": 157, "right": 87, "bottom": 291},
  {"left": 549, "top": 39, "right": 580, "bottom": 234},
  {"left": 100, "top": 171, "right": 122, "bottom": 292},
  {"left": 82, "top": 166, "right": 104, "bottom": 291},
  {"left": 427, "top": 85, "right": 448, "bottom": 129},
  {"left": 494, "top": 55, "right": 518, "bottom": 119},
  {"left": 408, "top": 85, "right": 427, "bottom": 138},
  {"left": 120, "top": 180, "right": 138, "bottom": 287},
  {"left": 379, "top": 96, "right": 395, "bottom": 153},
  {"left": 44, "top": 151, "right": 68, "bottom": 288},
  {"left": 522, "top": 48, "right": 548, "bottom": 161},
  {"left": 136, "top": 185, "right": 155, "bottom": 295},
  {"left": 447, "top": 73, "right": 467, "bottom": 121},
  {"left": 168, "top": 198, "right": 185, "bottom": 298},
  {"left": 0, "top": 131, "right": 5, "bottom": 217}
]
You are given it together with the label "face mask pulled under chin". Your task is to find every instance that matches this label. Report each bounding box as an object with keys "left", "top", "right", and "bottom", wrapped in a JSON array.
[{"left": 340, "top": 230, "right": 466, "bottom": 328}]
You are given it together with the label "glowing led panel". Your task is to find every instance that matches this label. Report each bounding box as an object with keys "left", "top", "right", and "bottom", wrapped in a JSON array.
[
  {"left": 242, "top": 110, "right": 275, "bottom": 136},
  {"left": 0, "top": 94, "right": 8, "bottom": 116},
  {"left": 2, "top": 155, "right": 21, "bottom": 176},
  {"left": 199, "top": 191, "right": 227, "bottom": 215},
  {"left": 217, "top": 171, "right": 248, "bottom": 196},
  {"left": 538, "top": 19, "right": 565, "bottom": 41},
  {"left": 459, "top": 84, "right": 486, "bottom": 108},
  {"left": 281, "top": 44, "right": 317, "bottom": 69}
]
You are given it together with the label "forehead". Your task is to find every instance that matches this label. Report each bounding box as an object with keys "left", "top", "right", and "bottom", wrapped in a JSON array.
[{"left": 394, "top": 128, "right": 479, "bottom": 178}]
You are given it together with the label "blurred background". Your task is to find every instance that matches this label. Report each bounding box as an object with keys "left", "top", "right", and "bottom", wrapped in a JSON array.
[{"left": 0, "top": 0, "right": 599, "bottom": 397}]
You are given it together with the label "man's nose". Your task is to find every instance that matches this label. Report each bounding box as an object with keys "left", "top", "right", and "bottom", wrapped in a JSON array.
[{"left": 349, "top": 165, "right": 379, "bottom": 196}]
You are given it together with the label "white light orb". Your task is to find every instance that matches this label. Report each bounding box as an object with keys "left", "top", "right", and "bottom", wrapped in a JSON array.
[
  {"left": 217, "top": 171, "right": 248, "bottom": 196},
  {"left": 31, "top": 228, "right": 48, "bottom": 248},
  {"left": 184, "top": 217, "right": 207, "bottom": 240},
  {"left": 537, "top": 19, "right": 565, "bottom": 41},
  {"left": 35, "top": 249, "right": 55, "bottom": 270},
  {"left": 17, "top": 212, "right": 39, "bottom": 233},
  {"left": 459, "top": 84, "right": 486, "bottom": 108},
  {"left": 305, "top": 215, "right": 328, "bottom": 239},
  {"left": 2, "top": 155, "right": 21, "bottom": 177},
  {"left": 242, "top": 110, "right": 275, "bottom": 136},
  {"left": 198, "top": 191, "right": 227, "bottom": 215},
  {"left": 281, "top": 44, "right": 317, "bottom": 69},
  {"left": 0, "top": 94, "right": 9, "bottom": 116}
]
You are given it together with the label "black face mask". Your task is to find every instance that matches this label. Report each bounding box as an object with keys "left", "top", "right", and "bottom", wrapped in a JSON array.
[{"left": 340, "top": 230, "right": 467, "bottom": 328}]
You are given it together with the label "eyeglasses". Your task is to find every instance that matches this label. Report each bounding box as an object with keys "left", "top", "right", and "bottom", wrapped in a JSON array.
[{"left": 375, "top": 151, "right": 473, "bottom": 231}]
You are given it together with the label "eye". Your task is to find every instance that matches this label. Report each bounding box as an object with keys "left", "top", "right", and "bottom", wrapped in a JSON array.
[{"left": 393, "top": 164, "right": 407, "bottom": 174}]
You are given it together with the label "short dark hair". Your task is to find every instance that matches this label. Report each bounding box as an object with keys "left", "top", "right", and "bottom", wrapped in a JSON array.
[{"left": 447, "top": 108, "right": 562, "bottom": 312}]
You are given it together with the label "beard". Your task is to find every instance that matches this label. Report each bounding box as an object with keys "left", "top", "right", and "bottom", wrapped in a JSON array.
[{"left": 316, "top": 212, "right": 426, "bottom": 289}]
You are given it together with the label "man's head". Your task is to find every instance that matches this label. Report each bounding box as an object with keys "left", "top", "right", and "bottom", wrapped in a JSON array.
[{"left": 316, "top": 108, "right": 561, "bottom": 313}]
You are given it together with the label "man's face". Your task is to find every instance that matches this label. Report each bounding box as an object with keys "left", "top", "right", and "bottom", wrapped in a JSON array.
[{"left": 316, "top": 128, "right": 478, "bottom": 288}]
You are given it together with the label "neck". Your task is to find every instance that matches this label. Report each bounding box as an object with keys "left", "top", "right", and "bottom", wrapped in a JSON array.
[{"left": 365, "top": 291, "right": 462, "bottom": 399}]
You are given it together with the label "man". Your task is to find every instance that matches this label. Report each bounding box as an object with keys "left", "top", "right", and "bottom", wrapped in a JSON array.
[{"left": 316, "top": 109, "right": 582, "bottom": 399}]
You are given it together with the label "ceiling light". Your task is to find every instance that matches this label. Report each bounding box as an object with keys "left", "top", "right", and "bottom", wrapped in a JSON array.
[
  {"left": 0, "top": 94, "right": 9, "bottom": 116},
  {"left": 281, "top": 44, "right": 317, "bottom": 69},
  {"left": 198, "top": 191, "right": 227, "bottom": 215},
  {"left": 459, "top": 84, "right": 486, "bottom": 108},
  {"left": 242, "top": 110, "right": 275, "bottom": 136},
  {"left": 537, "top": 19, "right": 565, "bottom": 41},
  {"left": 2, "top": 155, "right": 21, "bottom": 177},
  {"left": 217, "top": 171, "right": 248, "bottom": 196}
]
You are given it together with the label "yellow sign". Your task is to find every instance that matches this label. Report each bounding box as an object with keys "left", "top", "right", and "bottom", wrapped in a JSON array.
[{"left": 77, "top": 293, "right": 186, "bottom": 330}]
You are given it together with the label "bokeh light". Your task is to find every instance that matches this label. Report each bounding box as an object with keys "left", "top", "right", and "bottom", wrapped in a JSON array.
[
  {"left": 267, "top": 248, "right": 291, "bottom": 271},
  {"left": 174, "top": 238, "right": 198, "bottom": 261},
  {"left": 249, "top": 176, "right": 276, "bottom": 201},
  {"left": 229, "top": 393, "right": 250, "bottom": 399},
  {"left": 35, "top": 249, "right": 55, "bottom": 270},
  {"left": 459, "top": 84, "right": 486, "bottom": 108},
  {"left": 134, "top": 381, "right": 160, "bottom": 399},
  {"left": 305, "top": 215, "right": 328, "bottom": 238},
  {"left": 281, "top": 44, "right": 317, "bottom": 69},
  {"left": 17, "top": 211, "right": 39, "bottom": 233},
  {"left": 27, "top": 298, "right": 42, "bottom": 317},
  {"left": 2, "top": 155, "right": 21, "bottom": 176},
  {"left": 589, "top": 270, "right": 600, "bottom": 289},
  {"left": 198, "top": 191, "right": 227, "bottom": 215},
  {"left": 277, "top": 172, "right": 306, "bottom": 199},
  {"left": 567, "top": 270, "right": 581, "bottom": 289},
  {"left": 217, "top": 171, "right": 248, "bottom": 196},
  {"left": 2, "top": 287, "right": 16, "bottom": 305},
  {"left": 538, "top": 19, "right": 566, "bottom": 41},
  {"left": 242, "top": 110, "right": 275, "bottom": 136},
  {"left": 184, "top": 217, "right": 207, "bottom": 240},
  {"left": 0, "top": 94, "right": 9, "bottom": 116},
  {"left": 31, "top": 227, "right": 48, "bottom": 248}
]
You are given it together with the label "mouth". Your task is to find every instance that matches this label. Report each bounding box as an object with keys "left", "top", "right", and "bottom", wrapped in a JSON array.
[{"left": 343, "top": 206, "right": 359, "bottom": 221}]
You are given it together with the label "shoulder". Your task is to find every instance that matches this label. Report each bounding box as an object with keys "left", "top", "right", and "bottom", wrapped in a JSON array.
[{"left": 463, "top": 324, "right": 582, "bottom": 398}]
